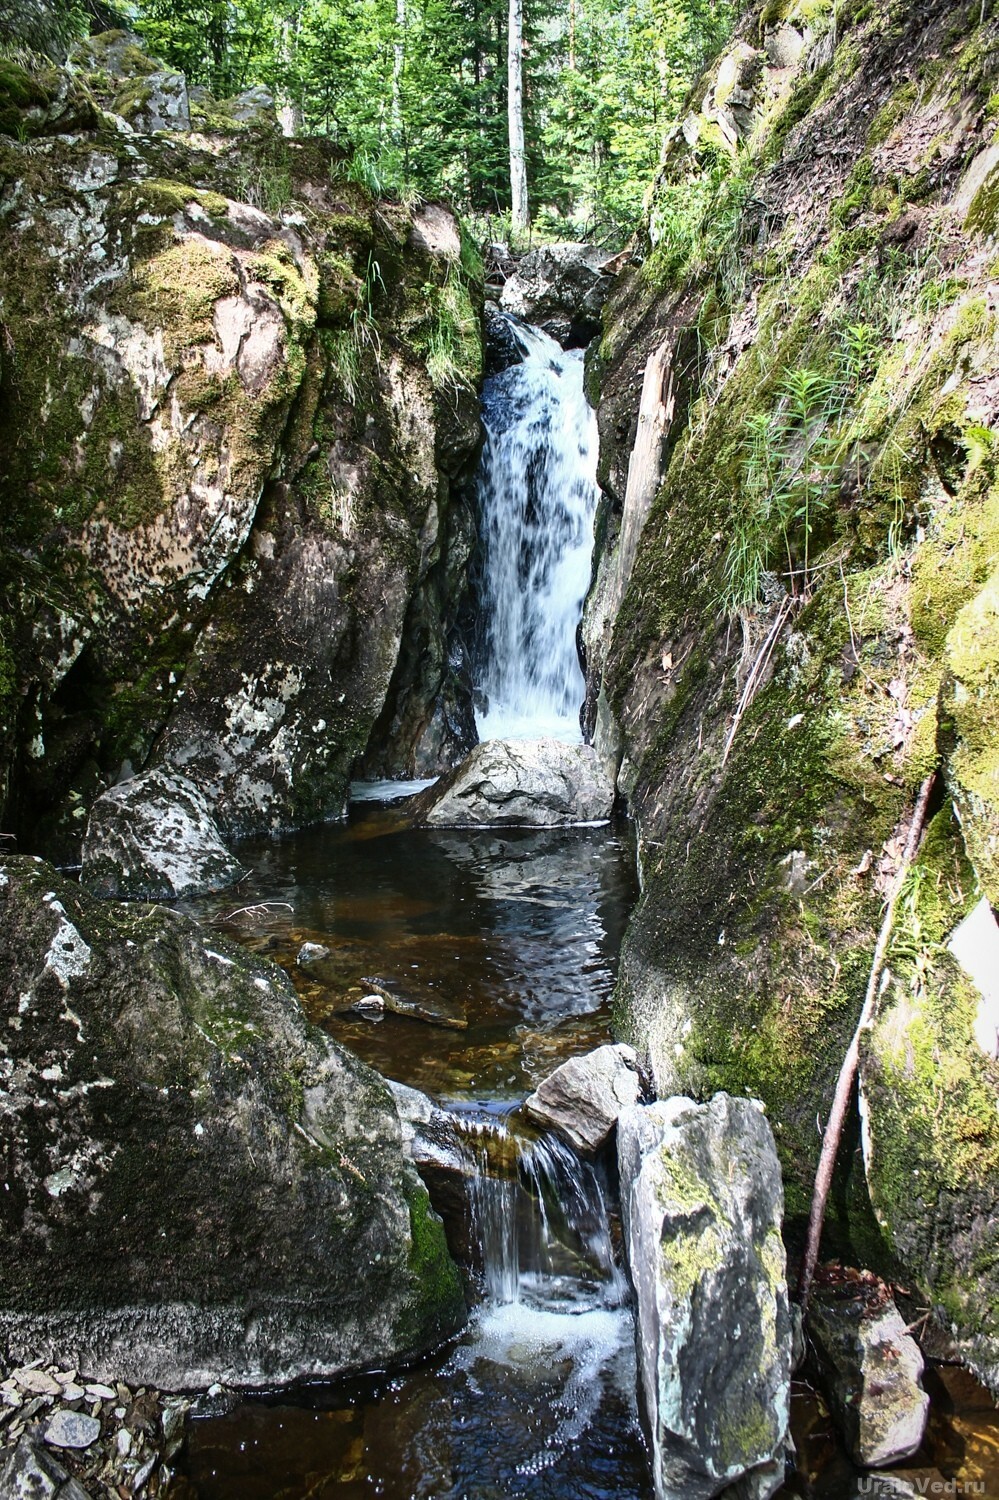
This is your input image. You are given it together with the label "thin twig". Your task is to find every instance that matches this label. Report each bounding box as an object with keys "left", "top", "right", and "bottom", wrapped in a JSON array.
[
  {"left": 722, "top": 595, "right": 795, "bottom": 767},
  {"left": 798, "top": 770, "right": 937, "bottom": 1311}
]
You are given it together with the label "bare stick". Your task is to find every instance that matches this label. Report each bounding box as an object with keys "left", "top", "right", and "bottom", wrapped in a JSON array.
[
  {"left": 722, "top": 594, "right": 794, "bottom": 767},
  {"left": 798, "top": 770, "right": 937, "bottom": 1310}
]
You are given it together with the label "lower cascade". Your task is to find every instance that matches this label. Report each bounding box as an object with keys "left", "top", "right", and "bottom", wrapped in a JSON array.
[{"left": 474, "top": 318, "right": 600, "bottom": 742}]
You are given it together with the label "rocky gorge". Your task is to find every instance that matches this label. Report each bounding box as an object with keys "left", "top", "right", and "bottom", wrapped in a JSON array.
[{"left": 1, "top": 2, "right": 998, "bottom": 1497}]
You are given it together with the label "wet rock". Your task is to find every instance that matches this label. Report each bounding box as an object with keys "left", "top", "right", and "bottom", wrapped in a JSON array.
[
  {"left": 388, "top": 1081, "right": 467, "bottom": 1175},
  {"left": 43, "top": 1411, "right": 100, "bottom": 1450},
  {"left": 525, "top": 1044, "right": 642, "bottom": 1154},
  {"left": 0, "top": 1434, "right": 91, "bottom": 1499},
  {"left": 0, "top": 857, "right": 464, "bottom": 1390},
  {"left": 410, "top": 737, "right": 615, "bottom": 827},
  {"left": 618, "top": 1093, "right": 791, "bottom": 1500},
  {"left": 297, "top": 942, "right": 332, "bottom": 968},
  {"left": 484, "top": 305, "right": 527, "bottom": 375},
  {"left": 351, "top": 993, "right": 386, "bottom": 1016},
  {"left": 807, "top": 1278, "right": 929, "bottom": 1468},
  {"left": 80, "top": 768, "right": 245, "bottom": 900},
  {"left": 360, "top": 975, "right": 468, "bottom": 1029},
  {"left": 500, "top": 243, "right": 614, "bottom": 346}
]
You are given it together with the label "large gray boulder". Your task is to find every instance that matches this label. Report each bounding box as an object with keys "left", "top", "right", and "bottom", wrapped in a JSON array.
[
  {"left": 525, "top": 1044, "right": 642, "bottom": 1154},
  {"left": 499, "top": 243, "right": 614, "bottom": 345},
  {"left": 807, "top": 1281, "right": 929, "bottom": 1467},
  {"left": 410, "top": 737, "right": 615, "bottom": 827},
  {"left": 0, "top": 858, "right": 464, "bottom": 1390},
  {"left": 80, "top": 767, "right": 245, "bottom": 900},
  {"left": 618, "top": 1094, "right": 791, "bottom": 1500}
]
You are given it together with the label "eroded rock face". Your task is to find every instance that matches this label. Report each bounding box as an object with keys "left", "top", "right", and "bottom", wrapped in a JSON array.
[
  {"left": 0, "top": 36, "right": 482, "bottom": 857},
  {"left": 500, "top": 243, "right": 614, "bottom": 346},
  {"left": 410, "top": 737, "right": 615, "bottom": 827},
  {"left": 618, "top": 1094, "right": 791, "bottom": 1500},
  {"left": 525, "top": 1044, "right": 642, "bottom": 1154},
  {"left": 80, "top": 767, "right": 243, "bottom": 899},
  {"left": 807, "top": 1281, "right": 929, "bottom": 1468},
  {"left": 0, "top": 857, "right": 464, "bottom": 1390}
]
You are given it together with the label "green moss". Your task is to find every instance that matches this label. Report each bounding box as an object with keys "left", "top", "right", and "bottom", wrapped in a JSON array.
[
  {"left": 719, "top": 1401, "right": 775, "bottom": 1471},
  {"left": 655, "top": 1147, "right": 719, "bottom": 1213},
  {"left": 910, "top": 480, "right": 999, "bottom": 655},
  {"left": 0, "top": 60, "right": 49, "bottom": 135},
  {"left": 395, "top": 1182, "right": 464, "bottom": 1350},
  {"left": 661, "top": 1223, "right": 723, "bottom": 1302},
  {"left": 131, "top": 178, "right": 230, "bottom": 220},
  {"left": 867, "top": 80, "right": 917, "bottom": 147}
]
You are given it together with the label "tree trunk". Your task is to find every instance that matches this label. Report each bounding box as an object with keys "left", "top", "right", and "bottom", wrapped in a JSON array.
[
  {"left": 392, "top": 0, "right": 405, "bottom": 144},
  {"left": 507, "top": 0, "right": 529, "bottom": 232}
]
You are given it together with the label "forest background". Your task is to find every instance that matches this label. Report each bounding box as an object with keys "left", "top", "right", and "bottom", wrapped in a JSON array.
[{"left": 7, "top": 0, "right": 734, "bottom": 243}]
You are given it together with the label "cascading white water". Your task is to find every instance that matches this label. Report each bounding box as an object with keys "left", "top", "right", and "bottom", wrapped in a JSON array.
[
  {"left": 458, "top": 1115, "right": 625, "bottom": 1308},
  {"left": 475, "top": 317, "right": 600, "bottom": 742},
  {"left": 453, "top": 1113, "right": 635, "bottom": 1481}
]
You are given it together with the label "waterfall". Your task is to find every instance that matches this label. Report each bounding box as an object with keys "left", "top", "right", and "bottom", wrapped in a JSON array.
[
  {"left": 458, "top": 1114, "right": 624, "bottom": 1307},
  {"left": 474, "top": 317, "right": 600, "bottom": 743}
]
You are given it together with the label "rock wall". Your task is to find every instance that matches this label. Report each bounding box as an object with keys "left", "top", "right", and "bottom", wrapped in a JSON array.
[
  {"left": 585, "top": 0, "right": 999, "bottom": 1387},
  {"left": 0, "top": 35, "right": 483, "bottom": 858}
]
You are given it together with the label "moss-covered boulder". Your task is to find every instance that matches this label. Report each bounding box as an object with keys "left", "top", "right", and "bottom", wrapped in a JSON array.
[
  {"left": 0, "top": 856, "right": 464, "bottom": 1389},
  {"left": 618, "top": 1093, "right": 790, "bottom": 1500},
  {"left": 0, "top": 38, "right": 483, "bottom": 856}
]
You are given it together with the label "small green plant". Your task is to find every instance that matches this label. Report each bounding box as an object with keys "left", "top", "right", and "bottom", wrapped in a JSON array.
[
  {"left": 418, "top": 266, "right": 481, "bottom": 392},
  {"left": 722, "top": 365, "right": 849, "bottom": 610}
]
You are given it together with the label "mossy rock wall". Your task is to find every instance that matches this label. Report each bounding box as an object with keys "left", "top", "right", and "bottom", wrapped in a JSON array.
[
  {"left": 0, "top": 44, "right": 482, "bottom": 854},
  {"left": 585, "top": 0, "right": 999, "bottom": 1385}
]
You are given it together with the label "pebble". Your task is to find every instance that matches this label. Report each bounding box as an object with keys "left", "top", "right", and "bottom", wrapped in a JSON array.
[
  {"left": 43, "top": 1408, "right": 101, "bottom": 1449},
  {"left": 60, "top": 1382, "right": 86, "bottom": 1402},
  {"left": 13, "top": 1366, "right": 62, "bottom": 1396},
  {"left": 85, "top": 1382, "right": 116, "bottom": 1400}
]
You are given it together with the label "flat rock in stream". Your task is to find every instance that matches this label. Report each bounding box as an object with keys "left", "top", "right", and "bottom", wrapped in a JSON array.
[
  {"left": 525, "top": 1044, "right": 642, "bottom": 1153},
  {"left": 408, "top": 738, "right": 615, "bottom": 828},
  {"left": 361, "top": 976, "right": 468, "bottom": 1030}
]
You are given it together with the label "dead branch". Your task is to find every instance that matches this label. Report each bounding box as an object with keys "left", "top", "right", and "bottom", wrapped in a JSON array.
[{"left": 797, "top": 769, "right": 937, "bottom": 1311}]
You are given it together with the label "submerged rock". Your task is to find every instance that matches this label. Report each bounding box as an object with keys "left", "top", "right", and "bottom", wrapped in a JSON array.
[
  {"left": 360, "top": 975, "right": 468, "bottom": 1030},
  {"left": 807, "top": 1278, "right": 929, "bottom": 1468},
  {"left": 80, "top": 768, "right": 245, "bottom": 900},
  {"left": 618, "top": 1093, "right": 791, "bottom": 1500},
  {"left": 525, "top": 1044, "right": 642, "bottom": 1154},
  {"left": 0, "top": 857, "right": 464, "bottom": 1390},
  {"left": 499, "top": 243, "right": 614, "bottom": 346},
  {"left": 410, "top": 737, "right": 615, "bottom": 827}
]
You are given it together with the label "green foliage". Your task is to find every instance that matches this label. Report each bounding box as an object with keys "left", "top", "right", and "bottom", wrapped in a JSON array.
[{"left": 111, "top": 0, "right": 734, "bottom": 241}]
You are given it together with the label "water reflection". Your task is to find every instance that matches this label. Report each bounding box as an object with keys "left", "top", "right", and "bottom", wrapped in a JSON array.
[{"left": 182, "top": 806, "right": 639, "bottom": 1100}]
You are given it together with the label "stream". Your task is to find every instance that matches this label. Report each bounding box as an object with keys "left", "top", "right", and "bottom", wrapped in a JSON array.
[{"left": 165, "top": 316, "right": 999, "bottom": 1498}]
